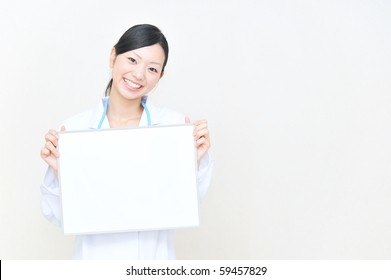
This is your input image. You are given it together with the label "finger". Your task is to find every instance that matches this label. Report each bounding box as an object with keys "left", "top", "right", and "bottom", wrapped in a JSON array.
[
  {"left": 46, "top": 131, "right": 59, "bottom": 147},
  {"left": 40, "top": 147, "right": 50, "bottom": 158},
  {"left": 193, "top": 119, "right": 207, "bottom": 126},
  {"left": 185, "top": 116, "right": 191, "bottom": 124},
  {"left": 45, "top": 141, "right": 59, "bottom": 157},
  {"left": 196, "top": 137, "right": 210, "bottom": 148},
  {"left": 193, "top": 122, "right": 208, "bottom": 137},
  {"left": 46, "top": 126, "right": 65, "bottom": 146},
  {"left": 45, "top": 133, "right": 58, "bottom": 145},
  {"left": 48, "top": 129, "right": 59, "bottom": 139},
  {"left": 195, "top": 122, "right": 208, "bottom": 127},
  {"left": 55, "top": 126, "right": 66, "bottom": 147},
  {"left": 194, "top": 128, "right": 209, "bottom": 139},
  {"left": 194, "top": 124, "right": 208, "bottom": 134}
]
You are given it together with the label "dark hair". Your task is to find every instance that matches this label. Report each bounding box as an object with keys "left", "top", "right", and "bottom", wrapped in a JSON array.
[{"left": 105, "top": 24, "right": 169, "bottom": 96}]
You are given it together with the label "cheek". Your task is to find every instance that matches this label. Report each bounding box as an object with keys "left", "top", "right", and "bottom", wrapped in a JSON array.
[
  {"left": 112, "top": 62, "right": 131, "bottom": 78},
  {"left": 111, "top": 67, "right": 122, "bottom": 81},
  {"left": 146, "top": 75, "right": 160, "bottom": 87}
]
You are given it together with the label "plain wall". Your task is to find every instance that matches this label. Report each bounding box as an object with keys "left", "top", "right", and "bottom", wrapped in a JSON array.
[{"left": 1, "top": 0, "right": 391, "bottom": 259}]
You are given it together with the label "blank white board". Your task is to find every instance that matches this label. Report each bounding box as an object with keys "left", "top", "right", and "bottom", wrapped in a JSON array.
[{"left": 58, "top": 125, "right": 199, "bottom": 235}]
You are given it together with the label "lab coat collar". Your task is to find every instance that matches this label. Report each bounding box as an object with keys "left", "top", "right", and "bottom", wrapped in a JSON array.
[{"left": 88, "top": 96, "right": 159, "bottom": 129}]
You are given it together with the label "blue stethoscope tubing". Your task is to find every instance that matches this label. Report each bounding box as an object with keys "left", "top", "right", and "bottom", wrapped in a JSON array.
[{"left": 97, "top": 98, "right": 151, "bottom": 129}]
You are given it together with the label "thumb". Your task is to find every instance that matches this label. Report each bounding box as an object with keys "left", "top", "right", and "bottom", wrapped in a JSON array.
[{"left": 185, "top": 116, "right": 191, "bottom": 124}]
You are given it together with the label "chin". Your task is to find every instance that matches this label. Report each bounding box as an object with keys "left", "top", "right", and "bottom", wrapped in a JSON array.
[{"left": 118, "top": 91, "right": 144, "bottom": 100}]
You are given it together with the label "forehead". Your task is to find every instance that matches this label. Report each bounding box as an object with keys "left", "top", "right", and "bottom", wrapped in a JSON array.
[{"left": 124, "top": 44, "right": 165, "bottom": 65}]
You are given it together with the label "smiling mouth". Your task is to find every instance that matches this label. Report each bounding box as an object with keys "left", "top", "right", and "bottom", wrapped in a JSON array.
[{"left": 124, "top": 78, "right": 142, "bottom": 89}]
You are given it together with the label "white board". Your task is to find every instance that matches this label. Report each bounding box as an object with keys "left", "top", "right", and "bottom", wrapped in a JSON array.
[{"left": 57, "top": 125, "right": 199, "bottom": 235}]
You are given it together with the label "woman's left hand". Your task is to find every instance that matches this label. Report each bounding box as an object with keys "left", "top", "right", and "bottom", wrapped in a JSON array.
[{"left": 186, "top": 117, "right": 211, "bottom": 164}]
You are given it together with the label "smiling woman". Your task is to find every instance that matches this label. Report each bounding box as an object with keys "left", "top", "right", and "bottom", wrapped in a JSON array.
[
  {"left": 107, "top": 44, "right": 166, "bottom": 127},
  {"left": 105, "top": 25, "right": 169, "bottom": 128},
  {"left": 111, "top": 45, "right": 165, "bottom": 93},
  {"left": 39, "top": 24, "right": 214, "bottom": 260},
  {"left": 105, "top": 24, "right": 168, "bottom": 94}
]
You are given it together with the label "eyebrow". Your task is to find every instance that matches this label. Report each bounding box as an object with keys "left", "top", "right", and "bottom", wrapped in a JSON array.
[{"left": 131, "top": 51, "right": 162, "bottom": 67}]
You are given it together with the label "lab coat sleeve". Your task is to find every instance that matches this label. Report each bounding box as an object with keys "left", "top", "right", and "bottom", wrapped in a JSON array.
[
  {"left": 196, "top": 153, "right": 214, "bottom": 202},
  {"left": 40, "top": 166, "right": 62, "bottom": 226}
]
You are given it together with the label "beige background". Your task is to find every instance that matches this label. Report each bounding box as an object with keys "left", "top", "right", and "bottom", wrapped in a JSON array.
[{"left": 1, "top": 0, "right": 391, "bottom": 259}]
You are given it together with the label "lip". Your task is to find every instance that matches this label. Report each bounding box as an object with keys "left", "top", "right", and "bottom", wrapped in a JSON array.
[{"left": 123, "top": 78, "right": 144, "bottom": 91}]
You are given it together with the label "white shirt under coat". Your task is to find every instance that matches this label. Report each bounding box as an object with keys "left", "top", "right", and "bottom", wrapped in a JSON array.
[{"left": 40, "top": 97, "right": 214, "bottom": 260}]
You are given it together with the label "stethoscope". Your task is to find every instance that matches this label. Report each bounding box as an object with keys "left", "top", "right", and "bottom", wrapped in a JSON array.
[{"left": 97, "top": 97, "right": 151, "bottom": 129}]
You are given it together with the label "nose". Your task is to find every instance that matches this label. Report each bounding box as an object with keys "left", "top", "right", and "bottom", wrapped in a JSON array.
[{"left": 132, "top": 65, "right": 145, "bottom": 81}]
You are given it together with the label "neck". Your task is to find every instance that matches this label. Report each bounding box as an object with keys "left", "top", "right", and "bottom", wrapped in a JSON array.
[{"left": 106, "top": 92, "right": 143, "bottom": 127}]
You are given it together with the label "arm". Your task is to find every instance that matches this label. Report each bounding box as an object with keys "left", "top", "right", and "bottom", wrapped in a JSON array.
[
  {"left": 196, "top": 152, "right": 214, "bottom": 202},
  {"left": 40, "top": 167, "right": 62, "bottom": 226},
  {"left": 39, "top": 126, "right": 65, "bottom": 226},
  {"left": 186, "top": 117, "right": 214, "bottom": 202}
]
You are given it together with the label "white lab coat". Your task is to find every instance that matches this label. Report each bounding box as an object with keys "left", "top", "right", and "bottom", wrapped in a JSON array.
[{"left": 40, "top": 97, "right": 213, "bottom": 260}]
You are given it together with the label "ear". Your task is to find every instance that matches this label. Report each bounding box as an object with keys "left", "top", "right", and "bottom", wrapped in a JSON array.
[
  {"left": 109, "top": 48, "right": 116, "bottom": 68},
  {"left": 160, "top": 70, "right": 165, "bottom": 79}
]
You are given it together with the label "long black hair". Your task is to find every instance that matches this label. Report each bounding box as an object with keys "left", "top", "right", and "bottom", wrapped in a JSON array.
[{"left": 105, "top": 24, "right": 169, "bottom": 96}]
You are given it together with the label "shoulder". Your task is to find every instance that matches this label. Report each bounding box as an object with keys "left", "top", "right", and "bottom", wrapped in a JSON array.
[
  {"left": 61, "top": 99, "right": 103, "bottom": 130},
  {"left": 148, "top": 101, "right": 186, "bottom": 125},
  {"left": 61, "top": 108, "right": 94, "bottom": 130}
]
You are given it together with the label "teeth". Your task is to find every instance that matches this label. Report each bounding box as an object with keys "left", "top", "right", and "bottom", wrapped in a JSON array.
[{"left": 124, "top": 78, "right": 142, "bottom": 89}]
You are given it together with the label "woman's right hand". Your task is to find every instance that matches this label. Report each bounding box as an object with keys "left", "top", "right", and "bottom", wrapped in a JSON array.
[{"left": 40, "top": 126, "right": 65, "bottom": 174}]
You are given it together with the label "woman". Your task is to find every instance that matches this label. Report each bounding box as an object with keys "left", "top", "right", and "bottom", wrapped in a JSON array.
[{"left": 40, "top": 24, "right": 213, "bottom": 259}]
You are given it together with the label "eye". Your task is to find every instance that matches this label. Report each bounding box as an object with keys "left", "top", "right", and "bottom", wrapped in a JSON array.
[
  {"left": 149, "top": 67, "right": 159, "bottom": 73},
  {"left": 128, "top": 57, "right": 137, "bottom": 63}
]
